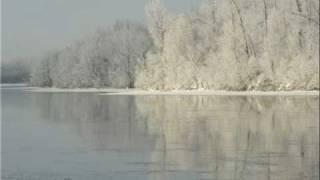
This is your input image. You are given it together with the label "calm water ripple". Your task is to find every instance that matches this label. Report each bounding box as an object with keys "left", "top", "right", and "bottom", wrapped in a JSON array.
[{"left": 1, "top": 88, "right": 319, "bottom": 180}]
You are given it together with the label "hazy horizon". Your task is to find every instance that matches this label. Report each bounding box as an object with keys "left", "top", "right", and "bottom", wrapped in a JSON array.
[{"left": 2, "top": 0, "right": 200, "bottom": 62}]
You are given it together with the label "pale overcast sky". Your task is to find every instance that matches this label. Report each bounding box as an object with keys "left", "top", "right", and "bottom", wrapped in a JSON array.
[{"left": 2, "top": 0, "right": 201, "bottom": 62}]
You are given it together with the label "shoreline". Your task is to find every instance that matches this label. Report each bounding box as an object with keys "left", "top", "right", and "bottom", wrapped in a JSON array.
[{"left": 25, "top": 87, "right": 320, "bottom": 96}]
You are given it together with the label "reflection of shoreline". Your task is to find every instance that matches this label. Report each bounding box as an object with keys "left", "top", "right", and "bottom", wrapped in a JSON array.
[
  {"left": 31, "top": 93, "right": 319, "bottom": 180},
  {"left": 136, "top": 96, "right": 319, "bottom": 180},
  {"left": 31, "top": 94, "right": 154, "bottom": 152}
]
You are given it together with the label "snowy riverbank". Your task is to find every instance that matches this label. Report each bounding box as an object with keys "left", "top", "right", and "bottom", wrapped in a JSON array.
[{"left": 27, "top": 87, "right": 319, "bottom": 96}]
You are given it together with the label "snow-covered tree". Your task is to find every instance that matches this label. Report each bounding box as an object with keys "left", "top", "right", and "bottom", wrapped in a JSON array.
[
  {"left": 145, "top": 0, "right": 169, "bottom": 52},
  {"left": 31, "top": 0, "right": 319, "bottom": 91},
  {"left": 137, "top": 0, "right": 319, "bottom": 90},
  {"left": 30, "top": 52, "right": 58, "bottom": 87},
  {"left": 31, "top": 21, "right": 151, "bottom": 88}
]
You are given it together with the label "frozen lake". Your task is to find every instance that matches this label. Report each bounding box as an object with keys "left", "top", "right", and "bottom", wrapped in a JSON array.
[{"left": 1, "top": 86, "right": 319, "bottom": 180}]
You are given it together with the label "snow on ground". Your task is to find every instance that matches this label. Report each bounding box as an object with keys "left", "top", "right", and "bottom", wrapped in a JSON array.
[
  {"left": 101, "top": 90, "right": 319, "bottom": 96},
  {"left": 27, "top": 87, "right": 125, "bottom": 93},
  {"left": 27, "top": 87, "right": 319, "bottom": 96}
]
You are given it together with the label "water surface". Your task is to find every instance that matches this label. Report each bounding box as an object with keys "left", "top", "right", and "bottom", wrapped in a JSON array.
[{"left": 1, "top": 87, "right": 319, "bottom": 180}]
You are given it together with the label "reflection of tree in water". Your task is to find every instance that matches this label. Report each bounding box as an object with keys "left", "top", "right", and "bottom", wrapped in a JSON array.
[
  {"left": 31, "top": 94, "right": 319, "bottom": 180},
  {"left": 135, "top": 96, "right": 319, "bottom": 180},
  {"left": 31, "top": 93, "right": 154, "bottom": 152}
]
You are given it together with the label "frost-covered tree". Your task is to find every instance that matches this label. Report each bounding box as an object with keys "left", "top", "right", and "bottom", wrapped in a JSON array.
[
  {"left": 30, "top": 52, "right": 58, "bottom": 87},
  {"left": 145, "top": 0, "right": 169, "bottom": 52},
  {"left": 31, "top": 0, "right": 319, "bottom": 91},
  {"left": 31, "top": 21, "right": 151, "bottom": 88},
  {"left": 107, "top": 21, "right": 152, "bottom": 87},
  {"left": 137, "top": 0, "right": 319, "bottom": 90}
]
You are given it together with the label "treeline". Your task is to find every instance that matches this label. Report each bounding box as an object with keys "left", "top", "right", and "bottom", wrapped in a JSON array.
[
  {"left": 1, "top": 60, "right": 30, "bottom": 83},
  {"left": 31, "top": 0, "right": 319, "bottom": 90},
  {"left": 31, "top": 21, "right": 152, "bottom": 88}
]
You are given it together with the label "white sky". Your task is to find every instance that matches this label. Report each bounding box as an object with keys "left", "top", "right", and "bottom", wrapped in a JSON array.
[{"left": 2, "top": 0, "right": 201, "bottom": 62}]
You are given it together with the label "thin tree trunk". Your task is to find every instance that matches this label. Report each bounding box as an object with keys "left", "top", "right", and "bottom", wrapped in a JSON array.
[
  {"left": 230, "top": 0, "right": 256, "bottom": 58},
  {"left": 263, "top": 0, "right": 268, "bottom": 33},
  {"left": 296, "top": 0, "right": 304, "bottom": 49}
]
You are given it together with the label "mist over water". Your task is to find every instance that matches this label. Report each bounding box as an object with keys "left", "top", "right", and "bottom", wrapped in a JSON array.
[{"left": 1, "top": 88, "right": 319, "bottom": 180}]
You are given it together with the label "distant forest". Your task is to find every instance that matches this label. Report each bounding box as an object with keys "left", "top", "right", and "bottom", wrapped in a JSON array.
[
  {"left": 1, "top": 60, "right": 30, "bottom": 83},
  {"left": 2, "top": 0, "right": 319, "bottom": 90}
]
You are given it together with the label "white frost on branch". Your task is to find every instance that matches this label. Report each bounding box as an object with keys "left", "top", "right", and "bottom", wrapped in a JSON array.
[{"left": 31, "top": 0, "right": 319, "bottom": 91}]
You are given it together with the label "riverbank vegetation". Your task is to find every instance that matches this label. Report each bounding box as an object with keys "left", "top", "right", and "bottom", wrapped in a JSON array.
[
  {"left": 1, "top": 59, "right": 31, "bottom": 83},
  {"left": 30, "top": 0, "right": 319, "bottom": 90}
]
